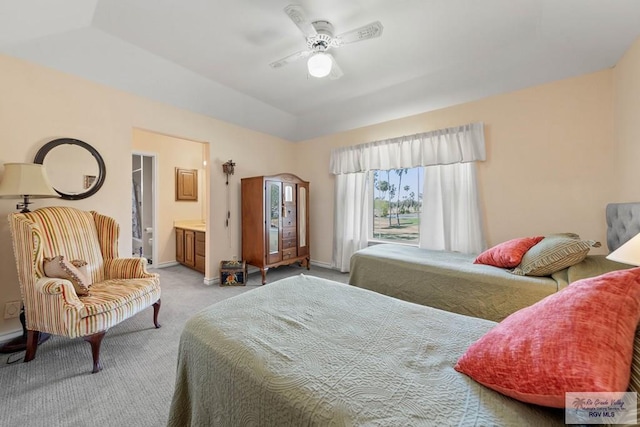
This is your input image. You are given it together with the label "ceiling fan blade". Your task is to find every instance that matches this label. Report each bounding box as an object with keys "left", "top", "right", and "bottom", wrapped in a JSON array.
[
  {"left": 269, "top": 50, "right": 311, "bottom": 69},
  {"left": 284, "top": 4, "right": 317, "bottom": 38},
  {"left": 328, "top": 54, "right": 343, "bottom": 80},
  {"left": 335, "top": 21, "right": 383, "bottom": 45}
]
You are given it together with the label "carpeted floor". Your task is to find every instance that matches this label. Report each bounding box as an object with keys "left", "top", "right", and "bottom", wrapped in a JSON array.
[{"left": 0, "top": 264, "right": 349, "bottom": 426}]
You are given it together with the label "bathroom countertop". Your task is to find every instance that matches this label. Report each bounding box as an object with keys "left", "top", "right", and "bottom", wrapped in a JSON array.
[{"left": 174, "top": 221, "right": 206, "bottom": 232}]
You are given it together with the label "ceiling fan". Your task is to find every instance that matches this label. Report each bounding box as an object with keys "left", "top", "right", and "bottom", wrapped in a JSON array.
[{"left": 270, "top": 4, "right": 383, "bottom": 79}]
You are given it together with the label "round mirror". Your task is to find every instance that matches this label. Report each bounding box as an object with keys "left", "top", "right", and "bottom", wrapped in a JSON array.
[{"left": 34, "top": 138, "right": 106, "bottom": 200}]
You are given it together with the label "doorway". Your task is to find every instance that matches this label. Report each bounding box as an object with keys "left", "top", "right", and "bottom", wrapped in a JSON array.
[{"left": 132, "top": 153, "right": 156, "bottom": 265}]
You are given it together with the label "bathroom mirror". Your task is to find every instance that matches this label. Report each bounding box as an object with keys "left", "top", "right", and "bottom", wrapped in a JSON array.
[{"left": 34, "top": 138, "right": 106, "bottom": 200}]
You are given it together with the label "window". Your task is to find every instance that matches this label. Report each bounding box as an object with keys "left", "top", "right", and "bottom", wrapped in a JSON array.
[{"left": 371, "top": 167, "right": 424, "bottom": 244}]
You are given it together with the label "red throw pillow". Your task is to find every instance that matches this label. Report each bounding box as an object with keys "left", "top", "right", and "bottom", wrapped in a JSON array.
[
  {"left": 473, "top": 236, "right": 544, "bottom": 268},
  {"left": 454, "top": 268, "right": 640, "bottom": 408}
]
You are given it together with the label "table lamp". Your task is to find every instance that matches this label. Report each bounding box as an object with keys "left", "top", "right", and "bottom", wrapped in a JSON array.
[
  {"left": 0, "top": 162, "right": 59, "bottom": 353},
  {"left": 606, "top": 232, "right": 640, "bottom": 266},
  {"left": 0, "top": 163, "right": 59, "bottom": 212}
]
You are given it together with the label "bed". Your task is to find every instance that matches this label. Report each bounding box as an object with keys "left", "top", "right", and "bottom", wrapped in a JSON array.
[
  {"left": 348, "top": 202, "right": 640, "bottom": 322},
  {"left": 167, "top": 203, "right": 640, "bottom": 426},
  {"left": 167, "top": 274, "right": 565, "bottom": 426}
]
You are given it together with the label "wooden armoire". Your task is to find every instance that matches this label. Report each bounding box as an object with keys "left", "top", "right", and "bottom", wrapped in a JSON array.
[{"left": 241, "top": 173, "right": 310, "bottom": 284}]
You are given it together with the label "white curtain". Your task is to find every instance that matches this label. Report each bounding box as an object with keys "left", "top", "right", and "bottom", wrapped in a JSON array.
[
  {"left": 332, "top": 173, "right": 369, "bottom": 272},
  {"left": 330, "top": 122, "right": 486, "bottom": 272},
  {"left": 330, "top": 123, "right": 485, "bottom": 174},
  {"left": 419, "top": 162, "right": 485, "bottom": 253}
]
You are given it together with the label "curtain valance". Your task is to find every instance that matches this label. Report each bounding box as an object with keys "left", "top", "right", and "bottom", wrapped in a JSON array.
[{"left": 329, "top": 122, "right": 485, "bottom": 175}]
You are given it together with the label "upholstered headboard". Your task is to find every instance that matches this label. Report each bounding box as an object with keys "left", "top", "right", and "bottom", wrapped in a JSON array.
[{"left": 606, "top": 202, "right": 640, "bottom": 252}]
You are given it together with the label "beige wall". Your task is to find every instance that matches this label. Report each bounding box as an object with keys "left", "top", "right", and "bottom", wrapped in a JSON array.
[
  {"left": 132, "top": 129, "right": 206, "bottom": 266},
  {"left": 0, "top": 53, "right": 294, "bottom": 337},
  {"left": 614, "top": 36, "right": 640, "bottom": 201},
  {"left": 295, "top": 70, "right": 616, "bottom": 265}
]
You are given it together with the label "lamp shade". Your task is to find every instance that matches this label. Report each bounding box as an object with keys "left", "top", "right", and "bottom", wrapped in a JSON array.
[
  {"left": 0, "top": 163, "right": 59, "bottom": 199},
  {"left": 307, "top": 52, "right": 332, "bottom": 78},
  {"left": 606, "top": 232, "right": 640, "bottom": 266}
]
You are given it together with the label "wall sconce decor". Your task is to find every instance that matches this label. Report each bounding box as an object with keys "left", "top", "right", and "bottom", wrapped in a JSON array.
[
  {"left": 222, "top": 160, "right": 236, "bottom": 228},
  {"left": 222, "top": 160, "right": 236, "bottom": 185}
]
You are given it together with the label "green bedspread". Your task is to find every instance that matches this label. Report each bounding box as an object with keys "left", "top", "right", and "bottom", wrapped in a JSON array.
[
  {"left": 349, "top": 244, "right": 628, "bottom": 322},
  {"left": 167, "top": 275, "right": 563, "bottom": 426}
]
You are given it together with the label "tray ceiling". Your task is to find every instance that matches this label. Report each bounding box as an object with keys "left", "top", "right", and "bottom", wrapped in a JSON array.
[{"left": 1, "top": 0, "right": 639, "bottom": 141}]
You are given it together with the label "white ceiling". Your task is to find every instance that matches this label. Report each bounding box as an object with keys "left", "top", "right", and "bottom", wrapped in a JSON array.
[{"left": 1, "top": 0, "right": 639, "bottom": 141}]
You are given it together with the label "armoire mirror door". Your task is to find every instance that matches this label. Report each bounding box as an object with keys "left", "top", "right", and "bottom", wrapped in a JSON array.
[
  {"left": 299, "top": 186, "right": 307, "bottom": 248},
  {"left": 298, "top": 184, "right": 309, "bottom": 257},
  {"left": 266, "top": 181, "right": 282, "bottom": 264}
]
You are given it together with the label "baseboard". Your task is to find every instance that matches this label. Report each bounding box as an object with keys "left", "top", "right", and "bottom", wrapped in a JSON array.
[
  {"left": 0, "top": 330, "right": 22, "bottom": 345},
  {"left": 203, "top": 276, "right": 219, "bottom": 286},
  {"left": 310, "top": 259, "right": 333, "bottom": 269},
  {"left": 152, "top": 261, "right": 179, "bottom": 269}
]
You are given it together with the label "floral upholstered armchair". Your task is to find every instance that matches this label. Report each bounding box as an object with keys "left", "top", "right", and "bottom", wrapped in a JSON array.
[{"left": 8, "top": 206, "right": 161, "bottom": 373}]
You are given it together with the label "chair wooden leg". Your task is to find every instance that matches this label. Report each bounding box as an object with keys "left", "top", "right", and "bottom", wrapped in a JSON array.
[
  {"left": 24, "top": 330, "right": 40, "bottom": 362},
  {"left": 84, "top": 331, "right": 105, "bottom": 373},
  {"left": 153, "top": 299, "right": 161, "bottom": 328}
]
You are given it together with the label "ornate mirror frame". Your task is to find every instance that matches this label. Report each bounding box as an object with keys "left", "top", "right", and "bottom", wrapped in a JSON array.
[{"left": 34, "top": 138, "right": 107, "bottom": 200}]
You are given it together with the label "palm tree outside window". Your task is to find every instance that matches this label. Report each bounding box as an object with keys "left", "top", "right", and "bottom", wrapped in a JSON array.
[{"left": 371, "top": 167, "right": 423, "bottom": 244}]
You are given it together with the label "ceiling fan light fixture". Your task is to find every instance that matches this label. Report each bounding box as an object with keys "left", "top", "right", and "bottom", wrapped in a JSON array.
[{"left": 307, "top": 52, "right": 332, "bottom": 78}]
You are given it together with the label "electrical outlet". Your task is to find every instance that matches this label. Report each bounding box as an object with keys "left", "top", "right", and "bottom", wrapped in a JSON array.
[
  {"left": 4, "top": 301, "right": 21, "bottom": 319},
  {"left": 232, "top": 255, "right": 238, "bottom": 261}
]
